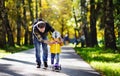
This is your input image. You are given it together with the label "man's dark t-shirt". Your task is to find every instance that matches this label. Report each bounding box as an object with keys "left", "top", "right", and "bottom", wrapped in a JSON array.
[{"left": 32, "top": 19, "right": 54, "bottom": 41}]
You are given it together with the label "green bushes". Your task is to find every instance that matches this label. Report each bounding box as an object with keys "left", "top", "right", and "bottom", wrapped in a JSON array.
[
  {"left": 4, "top": 45, "right": 33, "bottom": 53},
  {"left": 0, "top": 45, "right": 34, "bottom": 58},
  {"left": 74, "top": 47, "right": 120, "bottom": 76}
]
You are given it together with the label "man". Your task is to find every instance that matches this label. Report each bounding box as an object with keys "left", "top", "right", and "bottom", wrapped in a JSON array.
[{"left": 32, "top": 18, "right": 55, "bottom": 68}]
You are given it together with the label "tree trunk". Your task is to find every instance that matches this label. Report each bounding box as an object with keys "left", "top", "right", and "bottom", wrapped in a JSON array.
[
  {"left": 4, "top": 12, "right": 14, "bottom": 47},
  {"left": 61, "top": 19, "right": 64, "bottom": 38},
  {"left": 35, "top": 0, "right": 38, "bottom": 19},
  {"left": 90, "top": 0, "right": 98, "bottom": 47},
  {"left": 39, "top": 0, "right": 42, "bottom": 18},
  {"left": 83, "top": 23, "right": 91, "bottom": 47},
  {"left": 16, "top": 1, "right": 22, "bottom": 45},
  {"left": 116, "top": 0, "right": 120, "bottom": 48},
  {"left": 0, "top": 0, "right": 6, "bottom": 48},
  {"left": 0, "top": 0, "right": 14, "bottom": 47},
  {"left": 28, "top": 0, "right": 34, "bottom": 45},
  {"left": 104, "top": 0, "right": 117, "bottom": 50},
  {"left": 80, "top": 0, "right": 91, "bottom": 47},
  {"left": 22, "top": 0, "right": 29, "bottom": 45},
  {"left": 0, "top": 21, "right": 6, "bottom": 48},
  {"left": 16, "top": 13, "right": 21, "bottom": 45},
  {"left": 72, "top": 3, "right": 78, "bottom": 39},
  {"left": 117, "top": 9, "right": 120, "bottom": 47}
]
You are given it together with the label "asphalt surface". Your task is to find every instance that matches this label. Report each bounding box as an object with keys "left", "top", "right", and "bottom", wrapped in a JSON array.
[{"left": 0, "top": 46, "right": 101, "bottom": 76}]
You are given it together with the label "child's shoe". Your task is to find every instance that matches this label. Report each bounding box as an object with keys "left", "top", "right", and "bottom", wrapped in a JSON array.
[
  {"left": 54, "top": 63, "right": 61, "bottom": 71},
  {"left": 54, "top": 63, "right": 59, "bottom": 67}
]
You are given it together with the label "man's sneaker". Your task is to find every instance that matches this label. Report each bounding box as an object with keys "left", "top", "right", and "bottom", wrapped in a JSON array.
[
  {"left": 36, "top": 63, "right": 41, "bottom": 68},
  {"left": 44, "top": 61, "right": 48, "bottom": 68}
]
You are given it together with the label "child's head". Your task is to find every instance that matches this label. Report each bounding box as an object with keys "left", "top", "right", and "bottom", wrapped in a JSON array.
[{"left": 52, "top": 31, "right": 61, "bottom": 39}]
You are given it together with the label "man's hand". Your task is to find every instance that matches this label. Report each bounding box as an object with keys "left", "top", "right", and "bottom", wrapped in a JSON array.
[
  {"left": 49, "top": 41, "right": 56, "bottom": 44},
  {"left": 43, "top": 40, "right": 49, "bottom": 44}
]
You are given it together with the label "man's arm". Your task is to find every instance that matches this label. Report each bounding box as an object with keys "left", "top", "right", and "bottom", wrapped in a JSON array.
[
  {"left": 46, "top": 22, "right": 55, "bottom": 33},
  {"left": 33, "top": 29, "right": 49, "bottom": 44},
  {"left": 33, "top": 28, "right": 43, "bottom": 42}
]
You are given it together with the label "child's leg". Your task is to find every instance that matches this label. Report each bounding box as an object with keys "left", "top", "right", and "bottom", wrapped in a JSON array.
[
  {"left": 55, "top": 53, "right": 60, "bottom": 64},
  {"left": 51, "top": 53, "right": 55, "bottom": 65}
]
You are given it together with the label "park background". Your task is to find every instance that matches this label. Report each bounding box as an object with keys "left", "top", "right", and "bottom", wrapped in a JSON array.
[{"left": 0, "top": 0, "right": 120, "bottom": 76}]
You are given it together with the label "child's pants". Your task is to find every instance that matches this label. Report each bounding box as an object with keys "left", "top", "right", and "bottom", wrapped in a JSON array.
[{"left": 51, "top": 53, "right": 59, "bottom": 64}]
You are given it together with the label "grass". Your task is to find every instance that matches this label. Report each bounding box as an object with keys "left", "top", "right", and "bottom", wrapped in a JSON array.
[
  {"left": 74, "top": 47, "right": 120, "bottom": 76},
  {"left": 0, "top": 45, "right": 34, "bottom": 58},
  {"left": 0, "top": 49, "right": 10, "bottom": 58}
]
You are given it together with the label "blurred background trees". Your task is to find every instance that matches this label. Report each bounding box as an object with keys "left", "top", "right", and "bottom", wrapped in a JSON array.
[{"left": 0, "top": 0, "right": 119, "bottom": 51}]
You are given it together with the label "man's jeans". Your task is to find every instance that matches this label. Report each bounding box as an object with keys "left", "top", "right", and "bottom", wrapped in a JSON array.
[{"left": 33, "top": 36, "right": 48, "bottom": 64}]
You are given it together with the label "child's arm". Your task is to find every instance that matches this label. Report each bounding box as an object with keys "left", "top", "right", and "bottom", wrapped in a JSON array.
[
  {"left": 48, "top": 37, "right": 63, "bottom": 45},
  {"left": 57, "top": 38, "right": 63, "bottom": 46}
]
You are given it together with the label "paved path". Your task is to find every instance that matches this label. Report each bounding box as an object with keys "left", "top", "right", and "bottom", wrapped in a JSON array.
[{"left": 0, "top": 46, "right": 101, "bottom": 76}]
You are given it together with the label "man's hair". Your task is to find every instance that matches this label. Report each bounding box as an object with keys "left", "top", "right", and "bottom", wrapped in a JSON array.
[
  {"left": 33, "top": 18, "right": 43, "bottom": 25},
  {"left": 37, "top": 21, "right": 46, "bottom": 28}
]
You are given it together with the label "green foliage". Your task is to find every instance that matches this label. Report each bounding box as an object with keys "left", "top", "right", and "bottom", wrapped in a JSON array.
[
  {"left": 0, "top": 49, "right": 10, "bottom": 58},
  {"left": 0, "top": 45, "right": 34, "bottom": 58},
  {"left": 2, "top": 0, "right": 119, "bottom": 50},
  {"left": 5, "top": 45, "right": 34, "bottom": 53},
  {"left": 74, "top": 47, "right": 120, "bottom": 76},
  {"left": 91, "top": 62, "right": 120, "bottom": 76}
]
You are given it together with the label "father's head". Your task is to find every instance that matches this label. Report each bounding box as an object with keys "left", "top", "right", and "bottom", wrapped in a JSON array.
[{"left": 37, "top": 21, "right": 46, "bottom": 33}]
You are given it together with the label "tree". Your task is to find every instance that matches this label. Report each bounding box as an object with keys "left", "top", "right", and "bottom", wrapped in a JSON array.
[
  {"left": 35, "top": 0, "right": 38, "bottom": 19},
  {"left": 90, "top": 0, "right": 98, "bottom": 47},
  {"left": 28, "top": 0, "right": 34, "bottom": 45},
  {"left": 1, "top": 0, "right": 14, "bottom": 47},
  {"left": 22, "top": 0, "right": 29, "bottom": 45},
  {"left": 71, "top": 0, "right": 79, "bottom": 39},
  {"left": 0, "top": 0, "right": 6, "bottom": 48},
  {"left": 80, "top": 0, "right": 91, "bottom": 47},
  {"left": 46, "top": 0, "right": 72, "bottom": 38},
  {"left": 104, "top": 0, "right": 117, "bottom": 50},
  {"left": 114, "top": 0, "right": 120, "bottom": 47},
  {"left": 16, "top": 0, "right": 22, "bottom": 45},
  {"left": 4, "top": 10, "right": 14, "bottom": 47},
  {"left": 39, "top": 0, "right": 42, "bottom": 18},
  {"left": 116, "top": 0, "right": 120, "bottom": 47}
]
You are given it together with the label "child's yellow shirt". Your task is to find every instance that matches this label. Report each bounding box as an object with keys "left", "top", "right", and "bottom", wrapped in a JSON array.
[{"left": 49, "top": 38, "right": 63, "bottom": 53}]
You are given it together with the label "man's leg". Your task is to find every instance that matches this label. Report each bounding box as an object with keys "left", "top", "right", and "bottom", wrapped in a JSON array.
[
  {"left": 42, "top": 42, "right": 48, "bottom": 68},
  {"left": 34, "top": 37, "right": 41, "bottom": 68}
]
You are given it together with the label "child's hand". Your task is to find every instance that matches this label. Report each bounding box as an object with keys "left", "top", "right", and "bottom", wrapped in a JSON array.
[{"left": 54, "top": 40, "right": 62, "bottom": 43}]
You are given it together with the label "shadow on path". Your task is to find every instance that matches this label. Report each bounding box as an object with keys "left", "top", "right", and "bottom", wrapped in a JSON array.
[
  {"left": 0, "top": 46, "right": 101, "bottom": 76},
  {"left": 61, "top": 67, "right": 100, "bottom": 76},
  {"left": 0, "top": 64, "right": 23, "bottom": 76},
  {"left": 2, "top": 58, "right": 35, "bottom": 65}
]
